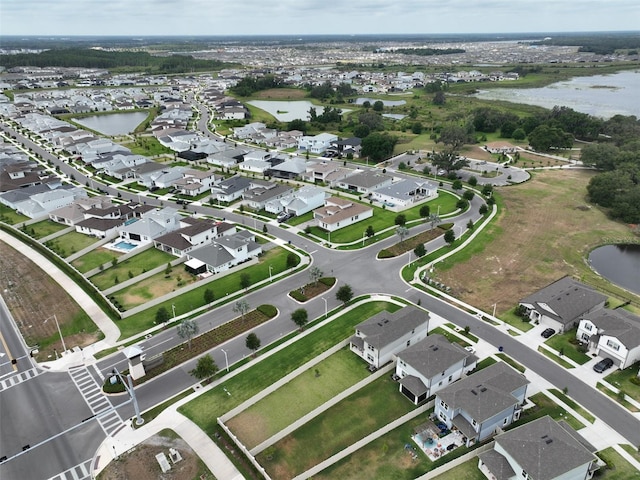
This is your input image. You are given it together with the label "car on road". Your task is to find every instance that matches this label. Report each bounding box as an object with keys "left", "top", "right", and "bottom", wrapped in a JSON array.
[
  {"left": 464, "top": 346, "right": 476, "bottom": 354},
  {"left": 541, "top": 328, "right": 556, "bottom": 338},
  {"left": 593, "top": 357, "right": 614, "bottom": 373}
]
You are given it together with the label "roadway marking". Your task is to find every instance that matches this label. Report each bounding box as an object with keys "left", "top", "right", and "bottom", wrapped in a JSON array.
[
  {"left": 0, "top": 329, "right": 17, "bottom": 372},
  {"left": 68, "top": 366, "right": 124, "bottom": 437},
  {"left": 46, "top": 459, "right": 92, "bottom": 480},
  {"left": 0, "top": 367, "right": 40, "bottom": 392}
]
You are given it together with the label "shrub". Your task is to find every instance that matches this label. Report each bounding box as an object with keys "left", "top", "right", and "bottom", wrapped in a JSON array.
[
  {"left": 256, "top": 304, "right": 277, "bottom": 318},
  {"left": 319, "top": 277, "right": 336, "bottom": 287},
  {"left": 378, "top": 249, "right": 394, "bottom": 259}
]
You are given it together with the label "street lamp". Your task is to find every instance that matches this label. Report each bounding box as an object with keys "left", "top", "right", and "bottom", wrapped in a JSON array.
[
  {"left": 112, "top": 367, "right": 143, "bottom": 426},
  {"left": 492, "top": 303, "right": 497, "bottom": 318},
  {"left": 437, "top": 204, "right": 440, "bottom": 216},
  {"left": 362, "top": 230, "right": 366, "bottom": 247},
  {"left": 322, "top": 297, "right": 328, "bottom": 318},
  {"left": 172, "top": 304, "right": 176, "bottom": 321},
  {"left": 269, "top": 265, "right": 273, "bottom": 282},
  {"left": 221, "top": 348, "right": 229, "bottom": 372}
]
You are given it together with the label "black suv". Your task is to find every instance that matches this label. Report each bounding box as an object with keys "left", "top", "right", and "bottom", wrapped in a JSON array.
[
  {"left": 593, "top": 358, "right": 614, "bottom": 373},
  {"left": 541, "top": 328, "right": 556, "bottom": 338}
]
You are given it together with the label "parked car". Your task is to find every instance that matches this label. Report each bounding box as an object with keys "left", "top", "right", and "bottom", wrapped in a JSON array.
[
  {"left": 541, "top": 328, "right": 556, "bottom": 338},
  {"left": 593, "top": 358, "right": 614, "bottom": 373},
  {"left": 277, "top": 212, "right": 294, "bottom": 223}
]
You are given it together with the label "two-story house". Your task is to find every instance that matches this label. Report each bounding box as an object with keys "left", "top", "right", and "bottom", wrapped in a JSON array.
[
  {"left": 396, "top": 334, "right": 477, "bottom": 405},
  {"left": 576, "top": 308, "right": 640, "bottom": 369},
  {"left": 478, "top": 416, "right": 599, "bottom": 480},
  {"left": 153, "top": 218, "right": 235, "bottom": 257},
  {"left": 434, "top": 362, "right": 529, "bottom": 447},
  {"left": 184, "top": 230, "right": 262, "bottom": 275},
  {"left": 350, "top": 306, "right": 430, "bottom": 369}
]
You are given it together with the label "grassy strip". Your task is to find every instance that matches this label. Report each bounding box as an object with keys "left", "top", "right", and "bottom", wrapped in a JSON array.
[
  {"left": 596, "top": 383, "right": 640, "bottom": 412},
  {"left": 604, "top": 364, "right": 640, "bottom": 404},
  {"left": 430, "top": 327, "right": 471, "bottom": 348},
  {"left": 136, "top": 389, "right": 193, "bottom": 426},
  {"left": 444, "top": 323, "right": 479, "bottom": 342},
  {"left": 548, "top": 388, "right": 596, "bottom": 424},
  {"left": 537, "top": 346, "right": 575, "bottom": 369},
  {"left": 496, "top": 353, "right": 526, "bottom": 373},
  {"left": 178, "top": 301, "right": 399, "bottom": 436},
  {"left": 522, "top": 393, "right": 583, "bottom": 431},
  {"left": 596, "top": 447, "right": 640, "bottom": 479},
  {"left": 619, "top": 444, "right": 640, "bottom": 464}
]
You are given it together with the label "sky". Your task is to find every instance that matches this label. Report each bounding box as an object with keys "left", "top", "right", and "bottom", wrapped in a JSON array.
[{"left": 1, "top": 0, "right": 639, "bottom": 37}]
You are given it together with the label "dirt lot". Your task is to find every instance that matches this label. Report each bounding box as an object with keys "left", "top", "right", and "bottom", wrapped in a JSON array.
[
  {"left": 0, "top": 239, "right": 100, "bottom": 360},
  {"left": 435, "top": 169, "right": 636, "bottom": 315},
  {"left": 97, "top": 430, "right": 213, "bottom": 480},
  {"left": 254, "top": 88, "right": 307, "bottom": 100}
]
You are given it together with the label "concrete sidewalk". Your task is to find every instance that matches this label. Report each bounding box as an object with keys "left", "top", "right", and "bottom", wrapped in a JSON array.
[{"left": 0, "top": 230, "right": 120, "bottom": 347}]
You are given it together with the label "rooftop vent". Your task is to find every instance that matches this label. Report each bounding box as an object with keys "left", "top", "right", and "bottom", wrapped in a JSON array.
[
  {"left": 471, "top": 389, "right": 477, "bottom": 395},
  {"left": 545, "top": 439, "right": 553, "bottom": 445}
]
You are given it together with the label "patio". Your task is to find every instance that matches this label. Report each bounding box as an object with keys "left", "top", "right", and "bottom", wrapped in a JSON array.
[{"left": 412, "top": 420, "right": 465, "bottom": 461}]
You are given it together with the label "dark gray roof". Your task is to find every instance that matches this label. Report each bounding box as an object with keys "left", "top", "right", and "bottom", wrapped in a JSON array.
[
  {"left": 494, "top": 416, "right": 597, "bottom": 480},
  {"left": 76, "top": 217, "right": 125, "bottom": 231},
  {"left": 214, "top": 175, "right": 252, "bottom": 195},
  {"left": 342, "top": 170, "right": 392, "bottom": 189},
  {"left": 397, "top": 334, "right": 474, "bottom": 379},
  {"left": 582, "top": 308, "right": 640, "bottom": 349},
  {"left": 478, "top": 449, "right": 516, "bottom": 480},
  {"left": 356, "top": 306, "right": 429, "bottom": 350},
  {"left": 520, "top": 277, "right": 606, "bottom": 326},
  {"left": 399, "top": 375, "right": 428, "bottom": 397},
  {"left": 437, "top": 362, "right": 529, "bottom": 423}
]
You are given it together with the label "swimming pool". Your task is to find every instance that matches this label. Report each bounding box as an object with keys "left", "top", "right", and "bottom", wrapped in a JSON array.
[{"left": 113, "top": 241, "right": 138, "bottom": 252}]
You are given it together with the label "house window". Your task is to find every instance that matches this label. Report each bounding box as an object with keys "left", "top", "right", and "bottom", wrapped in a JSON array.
[
  {"left": 472, "top": 419, "right": 477, "bottom": 427},
  {"left": 448, "top": 375, "right": 453, "bottom": 382},
  {"left": 366, "top": 354, "right": 374, "bottom": 362},
  {"left": 399, "top": 360, "right": 406, "bottom": 367},
  {"left": 585, "top": 324, "right": 592, "bottom": 331},
  {"left": 503, "top": 417, "right": 509, "bottom": 425},
  {"left": 440, "top": 400, "right": 448, "bottom": 410},
  {"left": 606, "top": 340, "right": 620, "bottom": 351},
  {"left": 406, "top": 340, "right": 410, "bottom": 347}
]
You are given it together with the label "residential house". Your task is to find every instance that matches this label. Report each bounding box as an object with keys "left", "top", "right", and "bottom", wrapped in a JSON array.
[
  {"left": 49, "top": 195, "right": 113, "bottom": 226},
  {"left": 266, "top": 157, "right": 308, "bottom": 180},
  {"left": 0, "top": 184, "right": 87, "bottom": 219},
  {"left": 577, "top": 308, "right": 640, "bottom": 369},
  {"left": 372, "top": 179, "right": 438, "bottom": 208},
  {"left": 206, "top": 147, "right": 249, "bottom": 168},
  {"left": 184, "top": 230, "right": 262, "bottom": 275},
  {"left": 154, "top": 218, "right": 235, "bottom": 257},
  {"left": 349, "top": 306, "right": 430, "bottom": 369},
  {"left": 174, "top": 169, "right": 219, "bottom": 197},
  {"left": 211, "top": 175, "right": 253, "bottom": 203},
  {"left": 298, "top": 133, "right": 338, "bottom": 154},
  {"left": 519, "top": 277, "right": 607, "bottom": 333},
  {"left": 396, "top": 334, "right": 477, "bottom": 405},
  {"left": 314, "top": 196, "right": 373, "bottom": 232},
  {"left": 117, "top": 207, "right": 181, "bottom": 245},
  {"left": 329, "top": 137, "right": 362, "bottom": 158},
  {"left": 264, "top": 185, "right": 326, "bottom": 216},
  {"left": 434, "top": 362, "right": 530, "bottom": 447},
  {"left": 478, "top": 416, "right": 599, "bottom": 480},
  {"left": 337, "top": 170, "right": 393, "bottom": 195},
  {"left": 241, "top": 181, "right": 295, "bottom": 211},
  {"left": 238, "top": 158, "right": 272, "bottom": 175},
  {"left": 0, "top": 160, "right": 58, "bottom": 192},
  {"left": 301, "top": 162, "right": 352, "bottom": 186},
  {"left": 75, "top": 201, "right": 154, "bottom": 238}
]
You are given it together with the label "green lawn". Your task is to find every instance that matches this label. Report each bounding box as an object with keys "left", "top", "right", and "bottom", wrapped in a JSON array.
[
  {"left": 547, "top": 388, "right": 596, "bottom": 424},
  {"left": 90, "top": 248, "right": 174, "bottom": 290},
  {"left": 258, "top": 375, "right": 415, "bottom": 479},
  {"left": 26, "top": 219, "right": 68, "bottom": 239},
  {"left": 496, "top": 353, "right": 526, "bottom": 373},
  {"left": 537, "top": 347, "right": 575, "bottom": 369},
  {"left": 444, "top": 323, "right": 478, "bottom": 343},
  {"left": 432, "top": 458, "right": 486, "bottom": 480},
  {"left": 430, "top": 327, "right": 471, "bottom": 348},
  {"left": 0, "top": 204, "right": 29, "bottom": 224},
  {"left": 597, "top": 447, "right": 640, "bottom": 479},
  {"left": 604, "top": 363, "right": 640, "bottom": 403},
  {"left": 596, "top": 383, "right": 640, "bottom": 412},
  {"left": 44, "top": 231, "right": 100, "bottom": 257},
  {"left": 227, "top": 348, "right": 369, "bottom": 449},
  {"left": 179, "top": 301, "right": 399, "bottom": 439},
  {"left": 114, "top": 247, "right": 297, "bottom": 339},
  {"left": 500, "top": 307, "right": 535, "bottom": 332},
  {"left": 517, "top": 392, "right": 584, "bottom": 431},
  {"left": 544, "top": 329, "right": 591, "bottom": 365},
  {"left": 72, "top": 248, "right": 123, "bottom": 273}
]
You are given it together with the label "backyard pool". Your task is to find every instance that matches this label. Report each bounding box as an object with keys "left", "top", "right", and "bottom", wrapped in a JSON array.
[{"left": 111, "top": 241, "right": 138, "bottom": 252}]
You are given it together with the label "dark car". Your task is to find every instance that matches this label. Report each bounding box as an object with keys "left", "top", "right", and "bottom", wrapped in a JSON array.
[
  {"left": 541, "top": 328, "right": 556, "bottom": 338},
  {"left": 593, "top": 358, "right": 614, "bottom": 373}
]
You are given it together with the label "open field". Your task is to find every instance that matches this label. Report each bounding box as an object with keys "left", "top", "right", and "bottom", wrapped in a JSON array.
[
  {"left": 433, "top": 169, "right": 638, "bottom": 316},
  {"left": 90, "top": 248, "right": 174, "bottom": 291},
  {"left": 0, "top": 240, "right": 101, "bottom": 361},
  {"left": 253, "top": 88, "right": 308, "bottom": 100},
  {"left": 112, "top": 265, "right": 197, "bottom": 309},
  {"left": 226, "top": 348, "right": 369, "bottom": 449}
]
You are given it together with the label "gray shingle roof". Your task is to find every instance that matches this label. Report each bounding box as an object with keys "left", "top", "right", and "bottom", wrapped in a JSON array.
[
  {"left": 494, "top": 416, "right": 597, "bottom": 480},
  {"left": 437, "top": 362, "right": 529, "bottom": 423},
  {"left": 582, "top": 308, "right": 640, "bottom": 349},
  {"left": 397, "top": 334, "right": 474, "bottom": 379},
  {"left": 356, "top": 306, "right": 429, "bottom": 350}
]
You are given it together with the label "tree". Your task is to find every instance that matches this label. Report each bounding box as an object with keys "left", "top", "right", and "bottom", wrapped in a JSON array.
[
  {"left": 438, "top": 126, "right": 468, "bottom": 149},
  {"left": 468, "top": 176, "right": 478, "bottom": 187},
  {"left": 479, "top": 204, "right": 489, "bottom": 215},
  {"left": 177, "top": 319, "right": 199, "bottom": 349},
  {"left": 528, "top": 125, "right": 573, "bottom": 151},
  {"left": 431, "top": 147, "right": 470, "bottom": 173},
  {"left": 396, "top": 226, "right": 409, "bottom": 243},
  {"left": 372, "top": 100, "right": 384, "bottom": 112},
  {"left": 240, "top": 273, "right": 251, "bottom": 290},
  {"left": 263, "top": 223, "right": 268, "bottom": 234},
  {"left": 246, "top": 333, "right": 261, "bottom": 356},
  {"left": 365, "top": 225, "right": 375, "bottom": 238},
  {"left": 512, "top": 128, "right": 526, "bottom": 141},
  {"left": 204, "top": 288, "right": 215, "bottom": 306},
  {"left": 233, "top": 299, "right": 250, "bottom": 321},
  {"left": 428, "top": 214, "right": 441, "bottom": 229},
  {"left": 155, "top": 306, "right": 170, "bottom": 324},
  {"left": 288, "top": 119, "right": 307, "bottom": 133},
  {"left": 394, "top": 214, "right": 407, "bottom": 226},
  {"left": 452, "top": 179, "right": 463, "bottom": 190},
  {"left": 191, "top": 354, "right": 218, "bottom": 380},
  {"left": 481, "top": 184, "right": 493, "bottom": 197},
  {"left": 580, "top": 143, "right": 620, "bottom": 170},
  {"left": 414, "top": 243, "right": 426, "bottom": 258},
  {"left": 432, "top": 91, "right": 446, "bottom": 105},
  {"left": 463, "top": 190, "right": 475, "bottom": 201},
  {"left": 336, "top": 284, "right": 354, "bottom": 304},
  {"left": 361, "top": 132, "right": 398, "bottom": 161},
  {"left": 286, "top": 252, "right": 298, "bottom": 268},
  {"left": 456, "top": 198, "right": 469, "bottom": 210},
  {"left": 467, "top": 219, "right": 475, "bottom": 230},
  {"left": 309, "top": 266, "right": 323, "bottom": 285},
  {"left": 291, "top": 308, "right": 309, "bottom": 330},
  {"left": 444, "top": 229, "right": 455, "bottom": 245},
  {"left": 419, "top": 205, "right": 430, "bottom": 219}
]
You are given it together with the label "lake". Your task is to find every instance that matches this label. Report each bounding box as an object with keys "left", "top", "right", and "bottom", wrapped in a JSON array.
[
  {"left": 588, "top": 244, "right": 640, "bottom": 295},
  {"left": 72, "top": 111, "right": 149, "bottom": 135},
  {"left": 474, "top": 70, "right": 640, "bottom": 119},
  {"left": 248, "top": 100, "right": 351, "bottom": 122}
]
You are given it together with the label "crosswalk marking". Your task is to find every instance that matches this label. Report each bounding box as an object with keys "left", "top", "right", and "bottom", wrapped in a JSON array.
[
  {"left": 68, "top": 366, "right": 123, "bottom": 436},
  {"left": 0, "top": 367, "right": 40, "bottom": 392},
  {"left": 46, "top": 459, "right": 92, "bottom": 480}
]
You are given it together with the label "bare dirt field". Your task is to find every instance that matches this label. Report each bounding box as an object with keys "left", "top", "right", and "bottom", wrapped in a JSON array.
[
  {"left": 254, "top": 88, "right": 308, "bottom": 100},
  {"left": 0, "top": 240, "right": 100, "bottom": 360},
  {"left": 435, "top": 169, "right": 637, "bottom": 315},
  {"left": 97, "top": 429, "right": 213, "bottom": 480}
]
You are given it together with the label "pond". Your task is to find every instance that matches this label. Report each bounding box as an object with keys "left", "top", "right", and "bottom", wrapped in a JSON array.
[
  {"left": 72, "top": 111, "right": 149, "bottom": 136},
  {"left": 588, "top": 244, "right": 640, "bottom": 295},
  {"left": 473, "top": 70, "right": 640, "bottom": 119},
  {"left": 248, "top": 100, "right": 351, "bottom": 122}
]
